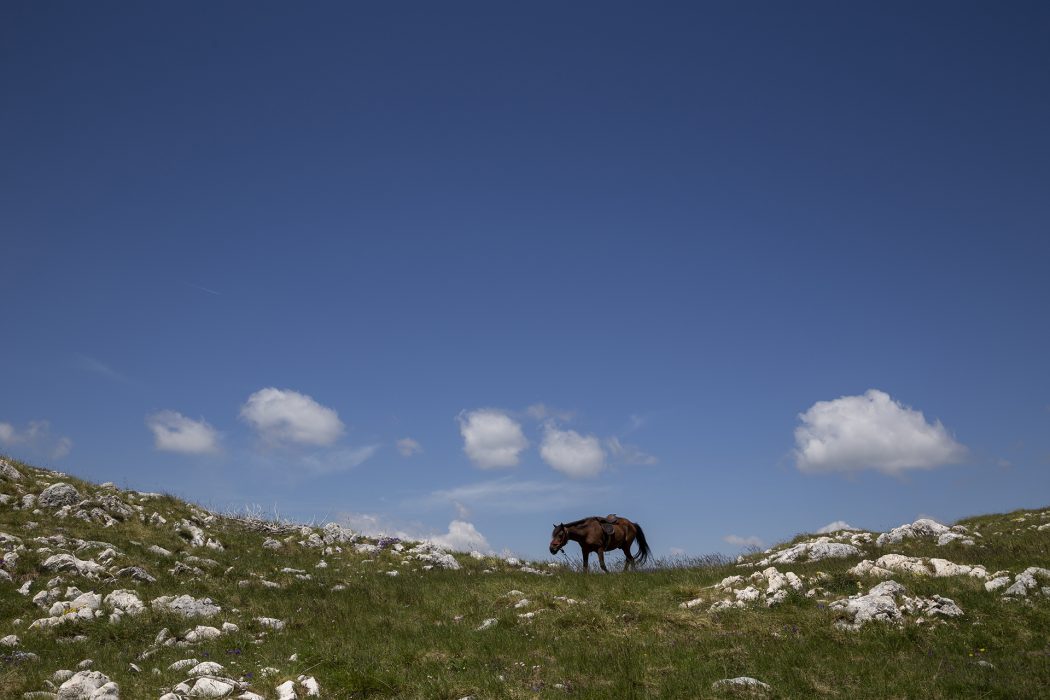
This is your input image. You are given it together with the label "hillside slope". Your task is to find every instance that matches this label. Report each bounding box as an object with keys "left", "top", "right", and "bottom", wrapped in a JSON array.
[{"left": 1, "top": 456, "right": 1048, "bottom": 699}]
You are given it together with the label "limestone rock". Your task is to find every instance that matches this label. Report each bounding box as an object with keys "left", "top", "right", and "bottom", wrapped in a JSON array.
[
  {"left": 0, "top": 458, "right": 22, "bottom": 480},
  {"left": 152, "top": 594, "right": 221, "bottom": 618},
  {"left": 39, "top": 483, "right": 82, "bottom": 509},
  {"left": 712, "top": 676, "right": 770, "bottom": 691},
  {"left": 56, "top": 670, "right": 115, "bottom": 699},
  {"left": 754, "top": 538, "right": 861, "bottom": 567},
  {"left": 876, "top": 518, "right": 974, "bottom": 547}
]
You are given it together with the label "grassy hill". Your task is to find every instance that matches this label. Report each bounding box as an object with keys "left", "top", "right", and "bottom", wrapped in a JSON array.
[{"left": 1, "top": 456, "right": 1048, "bottom": 699}]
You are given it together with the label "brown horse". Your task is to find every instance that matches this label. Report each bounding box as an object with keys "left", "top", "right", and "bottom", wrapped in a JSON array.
[{"left": 549, "top": 514, "right": 651, "bottom": 572}]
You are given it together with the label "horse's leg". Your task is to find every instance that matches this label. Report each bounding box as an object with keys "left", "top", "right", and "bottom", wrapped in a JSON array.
[
  {"left": 582, "top": 549, "right": 590, "bottom": 573},
  {"left": 623, "top": 546, "right": 635, "bottom": 571},
  {"left": 597, "top": 549, "right": 609, "bottom": 573}
]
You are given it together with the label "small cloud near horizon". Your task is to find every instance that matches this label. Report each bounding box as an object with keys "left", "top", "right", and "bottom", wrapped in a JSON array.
[
  {"left": 816, "top": 520, "right": 859, "bottom": 534},
  {"left": 723, "top": 534, "right": 765, "bottom": 548},
  {"left": 0, "top": 419, "right": 72, "bottom": 460}
]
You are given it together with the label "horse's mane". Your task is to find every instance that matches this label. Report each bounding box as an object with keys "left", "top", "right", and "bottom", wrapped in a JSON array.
[{"left": 561, "top": 516, "right": 597, "bottom": 528}]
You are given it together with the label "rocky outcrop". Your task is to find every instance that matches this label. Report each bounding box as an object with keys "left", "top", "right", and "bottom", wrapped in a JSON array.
[
  {"left": 849, "top": 555, "right": 988, "bottom": 579},
  {"left": 752, "top": 538, "right": 861, "bottom": 567},
  {"left": 876, "top": 518, "right": 975, "bottom": 547},
  {"left": 831, "top": 580, "right": 963, "bottom": 630}
]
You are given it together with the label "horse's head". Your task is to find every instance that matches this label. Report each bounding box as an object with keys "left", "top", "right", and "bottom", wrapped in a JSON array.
[{"left": 549, "top": 523, "right": 568, "bottom": 555}]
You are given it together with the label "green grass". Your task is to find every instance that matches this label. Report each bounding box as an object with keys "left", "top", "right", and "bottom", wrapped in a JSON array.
[{"left": 2, "top": 456, "right": 1049, "bottom": 698}]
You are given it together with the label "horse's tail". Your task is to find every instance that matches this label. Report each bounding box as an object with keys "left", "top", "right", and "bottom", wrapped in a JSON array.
[{"left": 633, "top": 522, "right": 652, "bottom": 567}]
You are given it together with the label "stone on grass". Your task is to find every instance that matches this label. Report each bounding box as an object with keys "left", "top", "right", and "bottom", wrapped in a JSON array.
[
  {"left": 168, "top": 658, "right": 198, "bottom": 671},
  {"left": 39, "top": 483, "right": 82, "bottom": 509},
  {"left": 0, "top": 458, "right": 22, "bottom": 480},
  {"left": 256, "top": 617, "right": 286, "bottom": 630},
  {"left": 42, "top": 554, "right": 106, "bottom": 578},
  {"left": 476, "top": 618, "right": 498, "bottom": 631},
  {"left": 56, "top": 670, "right": 115, "bottom": 699},
  {"left": 298, "top": 675, "right": 321, "bottom": 696},
  {"left": 152, "top": 594, "right": 221, "bottom": 618},
  {"left": 276, "top": 680, "right": 297, "bottom": 700},
  {"left": 876, "top": 518, "right": 974, "bottom": 547},
  {"left": 188, "top": 661, "right": 225, "bottom": 676},
  {"left": 754, "top": 539, "right": 861, "bottom": 567},
  {"left": 187, "top": 677, "right": 236, "bottom": 697},
  {"left": 712, "top": 676, "right": 770, "bottom": 691},
  {"left": 183, "top": 626, "right": 222, "bottom": 644}
]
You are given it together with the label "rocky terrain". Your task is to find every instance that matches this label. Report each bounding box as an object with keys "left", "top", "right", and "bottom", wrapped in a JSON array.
[{"left": 1, "top": 455, "right": 1048, "bottom": 698}]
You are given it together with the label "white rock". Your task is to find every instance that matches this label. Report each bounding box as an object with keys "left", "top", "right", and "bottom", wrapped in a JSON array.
[
  {"left": 56, "top": 670, "right": 113, "bottom": 699},
  {"left": 476, "top": 618, "right": 498, "bottom": 631},
  {"left": 298, "top": 675, "right": 321, "bottom": 696},
  {"left": 712, "top": 676, "right": 770, "bottom": 691},
  {"left": 187, "top": 677, "right": 235, "bottom": 697},
  {"left": 103, "top": 590, "right": 145, "bottom": 615},
  {"left": 152, "top": 594, "right": 221, "bottom": 618},
  {"left": 276, "top": 680, "right": 297, "bottom": 700},
  {"left": 183, "top": 625, "right": 222, "bottom": 643},
  {"left": 168, "top": 658, "right": 199, "bottom": 671},
  {"left": 876, "top": 518, "right": 968, "bottom": 547},
  {"left": 256, "top": 617, "right": 286, "bottom": 630},
  {"left": 0, "top": 634, "right": 19, "bottom": 646},
  {"left": 188, "top": 661, "right": 225, "bottom": 676},
  {"left": 985, "top": 576, "right": 1011, "bottom": 592},
  {"left": 39, "top": 483, "right": 82, "bottom": 509},
  {"left": 41, "top": 554, "right": 105, "bottom": 578},
  {"left": 0, "top": 457, "right": 22, "bottom": 480},
  {"left": 735, "top": 586, "right": 761, "bottom": 603},
  {"left": 755, "top": 539, "right": 861, "bottom": 566}
]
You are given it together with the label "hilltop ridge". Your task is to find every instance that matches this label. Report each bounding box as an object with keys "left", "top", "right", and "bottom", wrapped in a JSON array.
[{"left": 1, "top": 456, "right": 1048, "bottom": 698}]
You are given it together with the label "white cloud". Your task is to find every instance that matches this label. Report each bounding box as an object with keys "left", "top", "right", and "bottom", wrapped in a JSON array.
[
  {"left": 794, "top": 389, "right": 967, "bottom": 475},
  {"left": 0, "top": 420, "right": 73, "bottom": 460},
  {"left": 526, "top": 403, "right": 575, "bottom": 422},
  {"left": 300, "top": 445, "right": 380, "bottom": 474},
  {"left": 816, "top": 520, "right": 859, "bottom": 534},
  {"left": 397, "top": 437, "right": 422, "bottom": 457},
  {"left": 669, "top": 547, "right": 686, "bottom": 556},
  {"left": 457, "top": 409, "right": 528, "bottom": 468},
  {"left": 723, "top": 534, "right": 764, "bottom": 548},
  {"left": 540, "top": 424, "right": 605, "bottom": 478},
  {"left": 429, "top": 520, "right": 490, "bottom": 552},
  {"left": 73, "top": 353, "right": 133, "bottom": 384},
  {"left": 338, "top": 512, "right": 490, "bottom": 553},
  {"left": 240, "top": 388, "right": 345, "bottom": 446},
  {"left": 146, "top": 411, "right": 220, "bottom": 454},
  {"left": 605, "top": 437, "right": 657, "bottom": 466},
  {"left": 421, "top": 477, "right": 613, "bottom": 514}
]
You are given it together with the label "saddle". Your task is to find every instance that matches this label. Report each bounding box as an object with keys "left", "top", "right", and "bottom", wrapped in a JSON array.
[{"left": 596, "top": 514, "right": 619, "bottom": 538}]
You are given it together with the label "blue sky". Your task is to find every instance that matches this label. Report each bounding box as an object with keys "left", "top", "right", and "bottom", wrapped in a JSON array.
[{"left": 2, "top": 2, "right": 1048, "bottom": 559}]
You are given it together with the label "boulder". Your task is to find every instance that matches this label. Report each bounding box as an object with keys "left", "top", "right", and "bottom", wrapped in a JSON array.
[
  {"left": 0, "top": 458, "right": 22, "bottom": 480},
  {"left": 56, "top": 670, "right": 116, "bottom": 699},
  {"left": 39, "top": 483, "right": 82, "bottom": 509}
]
